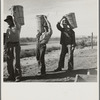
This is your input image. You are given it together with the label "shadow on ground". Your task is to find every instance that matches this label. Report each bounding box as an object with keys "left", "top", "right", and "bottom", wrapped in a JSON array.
[{"left": 4, "top": 68, "right": 97, "bottom": 82}]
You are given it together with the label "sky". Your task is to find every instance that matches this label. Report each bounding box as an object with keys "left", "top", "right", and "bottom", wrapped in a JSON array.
[{"left": 3, "top": 0, "right": 98, "bottom": 38}]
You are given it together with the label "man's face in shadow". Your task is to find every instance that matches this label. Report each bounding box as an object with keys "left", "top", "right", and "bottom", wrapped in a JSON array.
[
  {"left": 62, "top": 18, "right": 71, "bottom": 29},
  {"left": 6, "top": 19, "right": 13, "bottom": 26}
]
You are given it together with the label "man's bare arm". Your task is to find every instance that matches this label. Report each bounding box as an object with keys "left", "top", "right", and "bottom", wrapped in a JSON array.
[{"left": 13, "top": 16, "right": 21, "bottom": 30}]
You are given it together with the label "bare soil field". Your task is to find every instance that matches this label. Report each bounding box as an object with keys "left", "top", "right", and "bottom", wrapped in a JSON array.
[{"left": 3, "top": 46, "right": 97, "bottom": 82}]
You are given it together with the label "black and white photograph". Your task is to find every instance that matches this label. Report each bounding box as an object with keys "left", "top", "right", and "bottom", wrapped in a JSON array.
[{"left": 1, "top": 0, "right": 99, "bottom": 99}]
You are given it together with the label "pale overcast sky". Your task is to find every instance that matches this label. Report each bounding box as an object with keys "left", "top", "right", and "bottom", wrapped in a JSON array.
[{"left": 3, "top": 0, "right": 98, "bottom": 37}]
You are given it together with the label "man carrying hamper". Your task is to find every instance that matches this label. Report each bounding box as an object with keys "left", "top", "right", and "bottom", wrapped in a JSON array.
[
  {"left": 55, "top": 16, "right": 76, "bottom": 71},
  {"left": 4, "top": 15, "right": 22, "bottom": 82},
  {"left": 36, "top": 16, "right": 52, "bottom": 76}
]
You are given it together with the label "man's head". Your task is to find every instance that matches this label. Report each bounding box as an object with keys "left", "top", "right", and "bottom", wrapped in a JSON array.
[
  {"left": 62, "top": 18, "right": 70, "bottom": 29},
  {"left": 4, "top": 15, "right": 14, "bottom": 26}
]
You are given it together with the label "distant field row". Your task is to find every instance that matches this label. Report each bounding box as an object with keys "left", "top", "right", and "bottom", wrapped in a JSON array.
[
  {"left": 21, "top": 41, "right": 60, "bottom": 50},
  {"left": 20, "top": 36, "right": 97, "bottom": 50}
]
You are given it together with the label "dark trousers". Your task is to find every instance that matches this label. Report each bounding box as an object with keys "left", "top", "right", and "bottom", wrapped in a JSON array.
[
  {"left": 6, "top": 42, "right": 21, "bottom": 78},
  {"left": 58, "top": 44, "right": 74, "bottom": 69},
  {"left": 36, "top": 44, "right": 46, "bottom": 74}
]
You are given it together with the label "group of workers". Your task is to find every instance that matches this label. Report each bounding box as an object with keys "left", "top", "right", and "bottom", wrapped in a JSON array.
[{"left": 4, "top": 14, "right": 76, "bottom": 82}]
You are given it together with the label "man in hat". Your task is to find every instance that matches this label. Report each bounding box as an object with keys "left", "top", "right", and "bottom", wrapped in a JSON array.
[
  {"left": 36, "top": 16, "right": 52, "bottom": 75},
  {"left": 54, "top": 16, "right": 76, "bottom": 71},
  {"left": 4, "top": 15, "right": 21, "bottom": 82}
]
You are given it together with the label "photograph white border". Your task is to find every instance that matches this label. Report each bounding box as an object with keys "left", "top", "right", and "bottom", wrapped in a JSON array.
[{"left": 1, "top": 0, "right": 99, "bottom": 100}]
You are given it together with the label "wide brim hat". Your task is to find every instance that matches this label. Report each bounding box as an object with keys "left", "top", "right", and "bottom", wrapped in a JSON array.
[{"left": 4, "top": 15, "right": 13, "bottom": 22}]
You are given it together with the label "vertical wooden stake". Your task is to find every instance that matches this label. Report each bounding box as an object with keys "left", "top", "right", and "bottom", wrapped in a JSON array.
[{"left": 91, "top": 32, "right": 93, "bottom": 49}]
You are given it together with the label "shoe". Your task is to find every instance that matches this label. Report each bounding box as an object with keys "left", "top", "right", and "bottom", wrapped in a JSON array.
[
  {"left": 7, "top": 76, "right": 15, "bottom": 81},
  {"left": 41, "top": 73, "right": 46, "bottom": 76},
  {"left": 41, "top": 73, "right": 46, "bottom": 77},
  {"left": 15, "top": 76, "right": 21, "bottom": 82},
  {"left": 15, "top": 78, "right": 20, "bottom": 82},
  {"left": 41, "top": 71, "right": 46, "bottom": 75},
  {"left": 68, "top": 67, "right": 73, "bottom": 71},
  {"left": 54, "top": 68, "right": 62, "bottom": 72}
]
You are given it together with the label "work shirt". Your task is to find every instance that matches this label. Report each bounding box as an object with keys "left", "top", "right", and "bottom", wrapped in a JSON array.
[
  {"left": 56, "top": 22, "right": 76, "bottom": 46},
  {"left": 6, "top": 24, "right": 21, "bottom": 43}
]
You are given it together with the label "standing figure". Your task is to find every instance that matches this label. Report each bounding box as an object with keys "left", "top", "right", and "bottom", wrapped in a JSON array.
[
  {"left": 4, "top": 15, "right": 21, "bottom": 82},
  {"left": 55, "top": 16, "right": 76, "bottom": 71},
  {"left": 36, "top": 16, "right": 52, "bottom": 75}
]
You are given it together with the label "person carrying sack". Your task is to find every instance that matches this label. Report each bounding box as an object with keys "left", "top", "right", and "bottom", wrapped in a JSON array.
[
  {"left": 54, "top": 16, "right": 76, "bottom": 71},
  {"left": 36, "top": 16, "right": 52, "bottom": 76},
  {"left": 4, "top": 15, "right": 22, "bottom": 82}
]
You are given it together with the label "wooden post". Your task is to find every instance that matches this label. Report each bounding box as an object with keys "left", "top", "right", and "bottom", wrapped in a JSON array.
[{"left": 91, "top": 32, "right": 93, "bottom": 49}]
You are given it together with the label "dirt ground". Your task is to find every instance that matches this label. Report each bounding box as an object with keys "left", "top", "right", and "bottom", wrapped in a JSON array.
[{"left": 3, "top": 46, "right": 97, "bottom": 82}]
